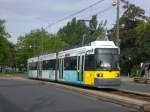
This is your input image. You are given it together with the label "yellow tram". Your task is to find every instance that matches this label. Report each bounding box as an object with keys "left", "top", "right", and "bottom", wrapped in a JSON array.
[{"left": 28, "top": 41, "right": 121, "bottom": 88}]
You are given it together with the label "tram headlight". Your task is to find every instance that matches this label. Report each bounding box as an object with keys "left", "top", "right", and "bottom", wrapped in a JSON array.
[
  {"left": 116, "top": 73, "right": 120, "bottom": 77},
  {"left": 97, "top": 73, "right": 103, "bottom": 77}
]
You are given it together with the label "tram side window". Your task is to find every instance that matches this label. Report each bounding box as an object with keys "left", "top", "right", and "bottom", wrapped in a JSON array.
[
  {"left": 29, "top": 63, "right": 32, "bottom": 70},
  {"left": 64, "top": 56, "right": 77, "bottom": 70},
  {"left": 85, "top": 55, "right": 95, "bottom": 70},
  {"left": 43, "top": 60, "right": 56, "bottom": 70},
  {"left": 29, "top": 62, "right": 37, "bottom": 70}
]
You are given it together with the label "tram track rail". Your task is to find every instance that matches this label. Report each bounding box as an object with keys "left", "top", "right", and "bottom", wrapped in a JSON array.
[
  {"left": 104, "top": 89, "right": 150, "bottom": 112},
  {"left": 109, "top": 89, "right": 150, "bottom": 102},
  {"left": 55, "top": 81, "right": 150, "bottom": 103}
]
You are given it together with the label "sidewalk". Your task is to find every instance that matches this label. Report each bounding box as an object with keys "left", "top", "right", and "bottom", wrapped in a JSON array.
[{"left": 120, "top": 76, "right": 133, "bottom": 82}]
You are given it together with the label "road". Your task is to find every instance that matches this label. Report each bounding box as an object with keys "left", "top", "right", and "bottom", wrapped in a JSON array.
[
  {"left": 0, "top": 79, "right": 137, "bottom": 112},
  {"left": 17, "top": 74, "right": 150, "bottom": 94}
]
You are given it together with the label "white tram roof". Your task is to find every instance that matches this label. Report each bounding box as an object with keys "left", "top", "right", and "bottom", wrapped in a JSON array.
[
  {"left": 28, "top": 53, "right": 56, "bottom": 63},
  {"left": 58, "top": 41, "right": 118, "bottom": 58},
  {"left": 28, "top": 41, "right": 118, "bottom": 61},
  {"left": 27, "top": 57, "right": 38, "bottom": 63},
  {"left": 90, "top": 41, "right": 116, "bottom": 47},
  {"left": 39, "top": 53, "right": 56, "bottom": 61}
]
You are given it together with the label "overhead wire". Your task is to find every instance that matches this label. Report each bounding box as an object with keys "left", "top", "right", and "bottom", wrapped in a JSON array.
[
  {"left": 85, "top": 5, "right": 115, "bottom": 19},
  {"left": 45, "top": 0, "right": 105, "bottom": 29}
]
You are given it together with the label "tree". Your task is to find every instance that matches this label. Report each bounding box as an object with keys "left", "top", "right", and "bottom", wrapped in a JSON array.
[
  {"left": 58, "top": 18, "right": 88, "bottom": 46},
  {"left": 57, "top": 15, "right": 107, "bottom": 47},
  {"left": 108, "top": 2, "right": 149, "bottom": 76},
  {"left": 135, "top": 20, "right": 150, "bottom": 61},
  {"left": 16, "top": 28, "right": 68, "bottom": 68},
  {"left": 0, "top": 19, "right": 14, "bottom": 68},
  {"left": 85, "top": 16, "right": 107, "bottom": 43}
]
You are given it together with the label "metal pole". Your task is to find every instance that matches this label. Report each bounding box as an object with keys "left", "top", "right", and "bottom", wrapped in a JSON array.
[
  {"left": 82, "top": 34, "right": 85, "bottom": 46},
  {"left": 41, "top": 36, "right": 43, "bottom": 54},
  {"left": 34, "top": 38, "right": 35, "bottom": 56},
  {"left": 116, "top": 0, "right": 120, "bottom": 46}
]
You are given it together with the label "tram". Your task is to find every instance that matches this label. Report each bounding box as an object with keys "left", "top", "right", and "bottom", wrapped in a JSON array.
[{"left": 27, "top": 41, "right": 121, "bottom": 88}]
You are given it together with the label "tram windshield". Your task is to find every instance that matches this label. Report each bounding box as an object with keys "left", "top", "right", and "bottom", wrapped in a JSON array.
[
  {"left": 85, "top": 48, "right": 119, "bottom": 71},
  {"left": 95, "top": 48, "right": 119, "bottom": 71}
]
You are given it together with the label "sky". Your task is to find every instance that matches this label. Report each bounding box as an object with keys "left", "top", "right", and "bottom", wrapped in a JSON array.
[{"left": 0, "top": 0, "right": 150, "bottom": 43}]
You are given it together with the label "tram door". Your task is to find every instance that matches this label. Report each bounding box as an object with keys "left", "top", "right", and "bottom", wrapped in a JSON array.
[
  {"left": 59, "top": 58, "right": 64, "bottom": 80},
  {"left": 37, "top": 61, "right": 42, "bottom": 79},
  {"left": 77, "top": 55, "right": 84, "bottom": 82}
]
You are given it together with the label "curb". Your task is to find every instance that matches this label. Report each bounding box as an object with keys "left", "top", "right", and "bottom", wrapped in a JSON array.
[{"left": 118, "top": 89, "right": 150, "bottom": 97}]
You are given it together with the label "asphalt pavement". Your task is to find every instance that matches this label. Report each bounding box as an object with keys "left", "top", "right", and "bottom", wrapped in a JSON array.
[{"left": 0, "top": 79, "right": 137, "bottom": 112}]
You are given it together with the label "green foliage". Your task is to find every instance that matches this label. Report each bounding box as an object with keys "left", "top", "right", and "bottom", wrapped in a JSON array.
[
  {"left": 0, "top": 73, "right": 16, "bottom": 77},
  {"left": 135, "top": 20, "right": 150, "bottom": 59},
  {"left": 57, "top": 18, "right": 88, "bottom": 46},
  {"left": 92, "top": 20, "right": 107, "bottom": 41},
  {"left": 109, "top": 2, "right": 150, "bottom": 76},
  {"left": 16, "top": 28, "right": 69, "bottom": 66},
  {"left": 57, "top": 15, "right": 107, "bottom": 47},
  {"left": 0, "top": 19, "right": 14, "bottom": 66}
]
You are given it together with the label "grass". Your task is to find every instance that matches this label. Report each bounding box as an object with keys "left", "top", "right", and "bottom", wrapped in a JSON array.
[{"left": 0, "top": 73, "right": 17, "bottom": 77}]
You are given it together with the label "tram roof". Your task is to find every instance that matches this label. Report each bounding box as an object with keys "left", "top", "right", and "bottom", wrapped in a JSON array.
[
  {"left": 59, "top": 41, "right": 117, "bottom": 52},
  {"left": 90, "top": 41, "right": 116, "bottom": 47},
  {"left": 58, "top": 41, "right": 118, "bottom": 57},
  {"left": 27, "top": 56, "right": 38, "bottom": 63},
  {"left": 27, "top": 41, "right": 118, "bottom": 62},
  {"left": 39, "top": 53, "right": 56, "bottom": 61}
]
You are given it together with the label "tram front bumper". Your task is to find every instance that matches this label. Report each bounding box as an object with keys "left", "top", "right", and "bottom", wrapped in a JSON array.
[{"left": 94, "top": 78, "right": 121, "bottom": 88}]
